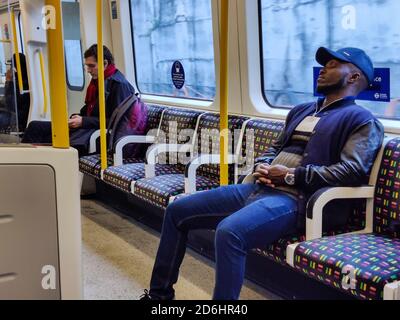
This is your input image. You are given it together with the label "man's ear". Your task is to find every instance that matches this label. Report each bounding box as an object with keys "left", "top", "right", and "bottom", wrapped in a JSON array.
[
  {"left": 104, "top": 60, "right": 109, "bottom": 68},
  {"left": 348, "top": 72, "right": 361, "bottom": 84}
]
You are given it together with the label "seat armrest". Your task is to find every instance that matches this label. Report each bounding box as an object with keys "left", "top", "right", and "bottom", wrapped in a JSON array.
[
  {"left": 89, "top": 130, "right": 101, "bottom": 154},
  {"left": 184, "top": 154, "right": 237, "bottom": 194},
  {"left": 241, "top": 173, "right": 256, "bottom": 184},
  {"left": 306, "top": 186, "right": 375, "bottom": 241},
  {"left": 145, "top": 144, "right": 193, "bottom": 178},
  {"left": 114, "top": 135, "right": 156, "bottom": 166}
]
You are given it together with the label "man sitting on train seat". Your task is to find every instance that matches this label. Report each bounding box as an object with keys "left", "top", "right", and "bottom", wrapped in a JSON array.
[
  {"left": 0, "top": 53, "right": 30, "bottom": 132},
  {"left": 140, "top": 47, "right": 384, "bottom": 300},
  {"left": 22, "top": 44, "right": 135, "bottom": 156}
]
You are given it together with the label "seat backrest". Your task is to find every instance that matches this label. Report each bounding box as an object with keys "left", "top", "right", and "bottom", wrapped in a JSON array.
[
  {"left": 238, "top": 118, "right": 285, "bottom": 176},
  {"left": 194, "top": 113, "right": 249, "bottom": 181},
  {"left": 146, "top": 105, "right": 166, "bottom": 133},
  {"left": 374, "top": 137, "right": 400, "bottom": 239},
  {"left": 156, "top": 107, "right": 203, "bottom": 167}
]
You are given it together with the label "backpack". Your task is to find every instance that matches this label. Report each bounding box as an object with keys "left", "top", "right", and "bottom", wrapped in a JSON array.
[{"left": 107, "top": 93, "right": 148, "bottom": 159}]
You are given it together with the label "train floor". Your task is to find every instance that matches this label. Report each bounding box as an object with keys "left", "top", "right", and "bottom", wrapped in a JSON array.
[{"left": 81, "top": 199, "right": 281, "bottom": 300}]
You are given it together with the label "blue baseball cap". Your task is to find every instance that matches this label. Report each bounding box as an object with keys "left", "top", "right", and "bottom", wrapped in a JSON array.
[{"left": 316, "top": 47, "right": 374, "bottom": 85}]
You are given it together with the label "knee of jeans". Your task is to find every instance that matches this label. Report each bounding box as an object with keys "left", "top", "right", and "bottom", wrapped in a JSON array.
[
  {"left": 165, "top": 200, "right": 188, "bottom": 226},
  {"left": 215, "top": 220, "right": 246, "bottom": 251}
]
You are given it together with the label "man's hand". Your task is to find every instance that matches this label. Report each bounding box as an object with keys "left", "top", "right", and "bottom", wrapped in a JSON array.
[
  {"left": 253, "top": 164, "right": 275, "bottom": 187},
  {"left": 253, "top": 164, "right": 295, "bottom": 187},
  {"left": 267, "top": 165, "right": 294, "bottom": 186},
  {"left": 68, "top": 115, "right": 83, "bottom": 129}
]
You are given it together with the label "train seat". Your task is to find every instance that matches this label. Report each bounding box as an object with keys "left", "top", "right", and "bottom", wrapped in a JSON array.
[
  {"left": 133, "top": 114, "right": 248, "bottom": 208},
  {"left": 237, "top": 118, "right": 285, "bottom": 179},
  {"left": 252, "top": 206, "right": 366, "bottom": 265},
  {"left": 79, "top": 104, "right": 165, "bottom": 179},
  {"left": 182, "top": 118, "right": 285, "bottom": 195},
  {"left": 101, "top": 107, "right": 203, "bottom": 192},
  {"left": 286, "top": 138, "right": 400, "bottom": 300}
]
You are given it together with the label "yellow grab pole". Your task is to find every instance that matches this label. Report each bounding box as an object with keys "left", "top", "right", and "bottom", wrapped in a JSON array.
[
  {"left": 220, "top": 0, "right": 229, "bottom": 186},
  {"left": 45, "top": 0, "right": 70, "bottom": 148},
  {"left": 97, "top": 0, "right": 108, "bottom": 170},
  {"left": 38, "top": 50, "right": 49, "bottom": 116},
  {"left": 10, "top": 8, "right": 23, "bottom": 93}
]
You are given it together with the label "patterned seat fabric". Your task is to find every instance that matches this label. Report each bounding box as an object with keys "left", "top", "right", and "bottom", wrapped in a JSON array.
[
  {"left": 79, "top": 105, "right": 165, "bottom": 178},
  {"left": 193, "top": 114, "right": 250, "bottom": 183},
  {"left": 103, "top": 163, "right": 183, "bottom": 192},
  {"left": 146, "top": 105, "right": 166, "bottom": 132},
  {"left": 294, "top": 234, "right": 400, "bottom": 300},
  {"left": 79, "top": 154, "right": 144, "bottom": 178},
  {"left": 292, "top": 138, "right": 400, "bottom": 300},
  {"left": 253, "top": 216, "right": 366, "bottom": 265},
  {"left": 155, "top": 108, "right": 203, "bottom": 170},
  {"left": 254, "top": 200, "right": 366, "bottom": 264},
  {"left": 134, "top": 174, "right": 220, "bottom": 209},
  {"left": 238, "top": 119, "right": 285, "bottom": 177},
  {"left": 79, "top": 154, "right": 115, "bottom": 178},
  {"left": 133, "top": 114, "right": 249, "bottom": 208},
  {"left": 102, "top": 108, "right": 202, "bottom": 192}
]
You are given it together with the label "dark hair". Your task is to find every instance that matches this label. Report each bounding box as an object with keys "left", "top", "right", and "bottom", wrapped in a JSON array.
[{"left": 84, "top": 44, "right": 114, "bottom": 65}]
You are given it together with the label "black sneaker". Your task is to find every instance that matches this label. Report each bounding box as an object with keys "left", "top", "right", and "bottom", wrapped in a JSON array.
[{"left": 139, "top": 289, "right": 153, "bottom": 300}]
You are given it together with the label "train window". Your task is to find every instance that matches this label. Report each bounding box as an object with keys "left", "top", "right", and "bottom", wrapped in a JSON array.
[
  {"left": 260, "top": 0, "right": 400, "bottom": 120},
  {"left": 0, "top": 28, "right": 9, "bottom": 84},
  {"left": 0, "top": 10, "right": 17, "bottom": 136},
  {"left": 129, "top": 0, "right": 216, "bottom": 101},
  {"left": 62, "top": 0, "right": 85, "bottom": 91}
]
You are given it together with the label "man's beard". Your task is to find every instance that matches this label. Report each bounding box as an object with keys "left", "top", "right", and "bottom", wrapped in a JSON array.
[{"left": 316, "top": 77, "right": 345, "bottom": 95}]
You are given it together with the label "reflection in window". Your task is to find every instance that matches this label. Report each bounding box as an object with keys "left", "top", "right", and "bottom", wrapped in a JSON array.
[
  {"left": 130, "top": 0, "right": 216, "bottom": 101},
  {"left": 65, "top": 40, "right": 84, "bottom": 88},
  {"left": 62, "top": 1, "right": 84, "bottom": 91},
  {"left": 260, "top": 0, "right": 400, "bottom": 119}
]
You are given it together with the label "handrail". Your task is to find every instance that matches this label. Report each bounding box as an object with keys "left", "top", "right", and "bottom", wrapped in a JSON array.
[
  {"left": 10, "top": 8, "right": 23, "bottom": 93},
  {"left": 219, "top": 0, "right": 229, "bottom": 186},
  {"left": 37, "top": 49, "right": 49, "bottom": 117},
  {"left": 97, "top": 0, "right": 108, "bottom": 170},
  {"left": 0, "top": 39, "right": 11, "bottom": 43},
  {"left": 45, "top": 0, "right": 70, "bottom": 148}
]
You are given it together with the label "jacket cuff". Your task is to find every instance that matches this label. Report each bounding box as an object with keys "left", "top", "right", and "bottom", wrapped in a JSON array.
[{"left": 295, "top": 166, "right": 307, "bottom": 187}]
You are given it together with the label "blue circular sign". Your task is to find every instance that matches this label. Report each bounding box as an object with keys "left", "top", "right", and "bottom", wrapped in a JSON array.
[{"left": 171, "top": 61, "right": 185, "bottom": 90}]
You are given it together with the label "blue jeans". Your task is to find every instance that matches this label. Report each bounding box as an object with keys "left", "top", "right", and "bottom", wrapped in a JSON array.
[{"left": 149, "top": 183, "right": 298, "bottom": 300}]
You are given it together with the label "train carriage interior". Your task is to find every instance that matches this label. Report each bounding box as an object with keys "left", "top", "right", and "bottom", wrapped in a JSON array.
[{"left": 0, "top": 0, "right": 400, "bottom": 302}]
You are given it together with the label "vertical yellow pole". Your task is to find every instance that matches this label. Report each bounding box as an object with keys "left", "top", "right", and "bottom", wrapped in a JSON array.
[
  {"left": 220, "top": 0, "right": 229, "bottom": 186},
  {"left": 97, "top": 0, "right": 108, "bottom": 170},
  {"left": 45, "top": 0, "right": 70, "bottom": 148},
  {"left": 38, "top": 50, "right": 49, "bottom": 116},
  {"left": 10, "top": 8, "right": 23, "bottom": 93}
]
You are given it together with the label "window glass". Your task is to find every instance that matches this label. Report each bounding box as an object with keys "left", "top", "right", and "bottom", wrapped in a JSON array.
[
  {"left": 260, "top": 0, "right": 400, "bottom": 119},
  {"left": 130, "top": 0, "right": 216, "bottom": 101},
  {"left": 62, "top": 0, "right": 84, "bottom": 91},
  {"left": 0, "top": 12, "right": 19, "bottom": 137}
]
